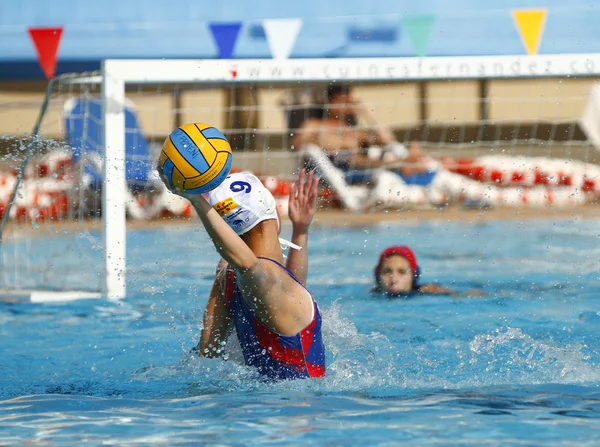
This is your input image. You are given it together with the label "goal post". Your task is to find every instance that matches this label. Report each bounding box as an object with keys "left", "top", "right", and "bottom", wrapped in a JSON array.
[
  {"left": 0, "top": 71, "right": 124, "bottom": 302},
  {"left": 98, "top": 53, "right": 600, "bottom": 296},
  {"left": 2, "top": 54, "right": 600, "bottom": 302},
  {"left": 102, "top": 65, "right": 127, "bottom": 300}
]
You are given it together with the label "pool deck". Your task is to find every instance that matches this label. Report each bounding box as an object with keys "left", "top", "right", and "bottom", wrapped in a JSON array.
[
  {"left": 3, "top": 204, "right": 600, "bottom": 236},
  {"left": 309, "top": 204, "right": 600, "bottom": 226},
  {"left": 136, "top": 203, "right": 600, "bottom": 230}
]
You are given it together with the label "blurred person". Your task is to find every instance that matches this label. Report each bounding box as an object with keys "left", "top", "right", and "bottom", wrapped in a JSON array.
[
  {"left": 290, "top": 85, "right": 504, "bottom": 210},
  {"left": 291, "top": 85, "right": 410, "bottom": 180},
  {"left": 162, "top": 169, "right": 326, "bottom": 381},
  {"left": 288, "top": 87, "right": 438, "bottom": 209}
]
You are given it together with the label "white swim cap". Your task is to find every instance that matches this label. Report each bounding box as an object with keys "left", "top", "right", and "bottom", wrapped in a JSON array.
[{"left": 207, "top": 172, "right": 279, "bottom": 236}]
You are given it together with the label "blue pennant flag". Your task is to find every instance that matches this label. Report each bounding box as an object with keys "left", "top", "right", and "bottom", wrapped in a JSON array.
[{"left": 209, "top": 22, "right": 242, "bottom": 59}]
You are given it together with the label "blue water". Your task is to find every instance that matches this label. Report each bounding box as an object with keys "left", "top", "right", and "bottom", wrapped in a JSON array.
[{"left": 1, "top": 218, "right": 600, "bottom": 445}]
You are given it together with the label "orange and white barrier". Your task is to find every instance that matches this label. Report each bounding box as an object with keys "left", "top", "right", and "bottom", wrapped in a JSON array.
[
  {"left": 1, "top": 151, "right": 598, "bottom": 220},
  {"left": 260, "top": 175, "right": 291, "bottom": 216},
  {"left": 158, "top": 193, "right": 194, "bottom": 218},
  {"left": 448, "top": 156, "right": 600, "bottom": 196},
  {"left": 314, "top": 155, "right": 598, "bottom": 210},
  {"left": 24, "top": 149, "right": 73, "bottom": 180},
  {"left": 431, "top": 170, "right": 589, "bottom": 208}
]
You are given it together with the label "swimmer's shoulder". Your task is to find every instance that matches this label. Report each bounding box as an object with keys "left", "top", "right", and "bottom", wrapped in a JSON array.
[
  {"left": 417, "top": 283, "right": 454, "bottom": 295},
  {"left": 418, "top": 284, "right": 488, "bottom": 298}
]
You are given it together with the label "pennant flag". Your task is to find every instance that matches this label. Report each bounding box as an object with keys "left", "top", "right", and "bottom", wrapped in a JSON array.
[
  {"left": 209, "top": 23, "right": 242, "bottom": 59},
  {"left": 511, "top": 9, "right": 547, "bottom": 55},
  {"left": 27, "top": 26, "right": 63, "bottom": 80},
  {"left": 263, "top": 19, "right": 303, "bottom": 60},
  {"left": 402, "top": 14, "right": 435, "bottom": 57}
]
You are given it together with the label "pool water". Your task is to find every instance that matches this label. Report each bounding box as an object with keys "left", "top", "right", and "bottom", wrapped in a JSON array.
[{"left": 1, "top": 218, "right": 600, "bottom": 445}]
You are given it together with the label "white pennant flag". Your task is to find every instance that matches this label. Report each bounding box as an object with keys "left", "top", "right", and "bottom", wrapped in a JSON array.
[{"left": 262, "top": 18, "right": 303, "bottom": 60}]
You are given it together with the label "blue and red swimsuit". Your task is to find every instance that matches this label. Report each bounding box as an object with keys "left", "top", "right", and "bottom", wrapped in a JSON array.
[{"left": 224, "top": 257, "right": 326, "bottom": 380}]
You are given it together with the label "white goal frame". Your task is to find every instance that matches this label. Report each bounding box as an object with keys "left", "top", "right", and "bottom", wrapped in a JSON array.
[{"left": 100, "top": 53, "right": 600, "bottom": 298}]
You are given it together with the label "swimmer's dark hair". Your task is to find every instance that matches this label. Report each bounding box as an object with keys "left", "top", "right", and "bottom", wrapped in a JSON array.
[
  {"left": 327, "top": 84, "right": 352, "bottom": 102},
  {"left": 325, "top": 84, "right": 358, "bottom": 127},
  {"left": 287, "top": 105, "right": 324, "bottom": 131}
]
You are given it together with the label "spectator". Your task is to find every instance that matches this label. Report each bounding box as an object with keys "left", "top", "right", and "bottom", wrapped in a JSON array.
[
  {"left": 290, "top": 84, "right": 410, "bottom": 177},
  {"left": 288, "top": 85, "right": 505, "bottom": 210}
]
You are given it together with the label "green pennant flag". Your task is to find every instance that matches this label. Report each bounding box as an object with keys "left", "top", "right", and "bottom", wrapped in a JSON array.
[{"left": 402, "top": 14, "right": 435, "bottom": 57}]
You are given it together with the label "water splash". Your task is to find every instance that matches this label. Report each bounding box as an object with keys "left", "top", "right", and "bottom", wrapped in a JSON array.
[
  {"left": 130, "top": 308, "right": 600, "bottom": 397},
  {"left": 465, "top": 326, "right": 600, "bottom": 386},
  {"left": 130, "top": 299, "right": 405, "bottom": 396},
  {"left": 318, "top": 300, "right": 404, "bottom": 391}
]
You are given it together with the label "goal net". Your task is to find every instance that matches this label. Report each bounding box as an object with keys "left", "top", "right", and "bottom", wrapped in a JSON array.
[
  {"left": 1, "top": 55, "right": 600, "bottom": 301},
  {"left": 0, "top": 74, "right": 115, "bottom": 302}
]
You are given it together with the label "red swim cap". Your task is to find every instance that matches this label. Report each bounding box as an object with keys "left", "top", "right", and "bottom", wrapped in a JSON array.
[{"left": 374, "top": 246, "right": 420, "bottom": 289}]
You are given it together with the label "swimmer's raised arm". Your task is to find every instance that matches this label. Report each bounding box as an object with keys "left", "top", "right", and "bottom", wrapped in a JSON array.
[
  {"left": 160, "top": 177, "right": 257, "bottom": 272},
  {"left": 159, "top": 176, "right": 277, "bottom": 303},
  {"left": 286, "top": 169, "right": 320, "bottom": 285},
  {"left": 181, "top": 193, "right": 283, "bottom": 302}
]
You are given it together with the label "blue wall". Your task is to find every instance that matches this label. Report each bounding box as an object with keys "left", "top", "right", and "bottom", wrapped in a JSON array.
[{"left": 1, "top": 0, "right": 600, "bottom": 79}]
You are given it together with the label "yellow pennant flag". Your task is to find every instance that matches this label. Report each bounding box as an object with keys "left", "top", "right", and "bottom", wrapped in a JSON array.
[{"left": 511, "top": 9, "right": 547, "bottom": 55}]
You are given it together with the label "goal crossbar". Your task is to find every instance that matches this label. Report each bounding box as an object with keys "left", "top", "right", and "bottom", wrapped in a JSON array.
[{"left": 103, "top": 54, "right": 600, "bottom": 84}]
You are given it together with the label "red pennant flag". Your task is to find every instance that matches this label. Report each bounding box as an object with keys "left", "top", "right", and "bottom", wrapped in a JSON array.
[{"left": 27, "top": 27, "right": 64, "bottom": 80}]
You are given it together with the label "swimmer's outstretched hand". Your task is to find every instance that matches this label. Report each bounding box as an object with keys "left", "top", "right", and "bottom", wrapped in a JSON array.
[
  {"left": 286, "top": 169, "right": 319, "bottom": 285},
  {"left": 288, "top": 169, "right": 320, "bottom": 233}
]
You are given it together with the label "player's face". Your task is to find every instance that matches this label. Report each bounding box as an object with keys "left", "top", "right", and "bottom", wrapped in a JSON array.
[{"left": 379, "top": 255, "right": 413, "bottom": 293}]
